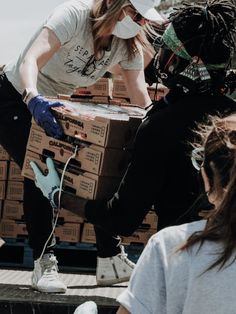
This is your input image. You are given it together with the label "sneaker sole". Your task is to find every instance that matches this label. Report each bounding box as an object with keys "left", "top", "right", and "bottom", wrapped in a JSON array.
[
  {"left": 97, "top": 276, "right": 130, "bottom": 286},
  {"left": 32, "top": 283, "right": 67, "bottom": 293}
]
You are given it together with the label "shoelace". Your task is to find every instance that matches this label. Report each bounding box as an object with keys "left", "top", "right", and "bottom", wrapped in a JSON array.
[
  {"left": 41, "top": 256, "right": 59, "bottom": 276},
  {"left": 119, "top": 246, "right": 135, "bottom": 268}
]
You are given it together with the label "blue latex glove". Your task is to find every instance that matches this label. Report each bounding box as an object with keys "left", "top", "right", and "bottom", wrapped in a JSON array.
[
  {"left": 28, "top": 95, "right": 64, "bottom": 139},
  {"left": 30, "top": 157, "right": 61, "bottom": 209}
]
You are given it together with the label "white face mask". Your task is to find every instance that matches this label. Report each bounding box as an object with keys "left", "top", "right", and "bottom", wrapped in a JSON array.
[{"left": 112, "top": 15, "right": 142, "bottom": 39}]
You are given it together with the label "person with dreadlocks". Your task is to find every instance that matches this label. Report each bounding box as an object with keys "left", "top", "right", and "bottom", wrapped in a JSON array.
[
  {"left": 117, "top": 113, "right": 236, "bottom": 314},
  {"left": 30, "top": 0, "right": 236, "bottom": 292}
]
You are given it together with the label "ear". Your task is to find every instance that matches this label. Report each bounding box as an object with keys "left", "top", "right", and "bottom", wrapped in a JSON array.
[{"left": 200, "top": 167, "right": 210, "bottom": 194}]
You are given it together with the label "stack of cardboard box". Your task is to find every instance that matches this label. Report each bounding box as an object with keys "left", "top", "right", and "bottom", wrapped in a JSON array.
[
  {"left": 60, "top": 76, "right": 166, "bottom": 107},
  {"left": 0, "top": 146, "right": 27, "bottom": 239},
  {"left": 111, "top": 77, "right": 165, "bottom": 105},
  {"left": 22, "top": 99, "right": 147, "bottom": 244},
  {"left": 0, "top": 77, "right": 159, "bottom": 247},
  {"left": 66, "top": 77, "right": 113, "bottom": 104},
  {"left": 0, "top": 145, "right": 9, "bottom": 205}
]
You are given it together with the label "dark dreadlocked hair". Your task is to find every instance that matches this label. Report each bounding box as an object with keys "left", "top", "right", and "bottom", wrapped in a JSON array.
[
  {"left": 145, "top": 0, "right": 236, "bottom": 92},
  {"left": 151, "top": 0, "right": 236, "bottom": 95},
  {"left": 169, "top": 0, "right": 236, "bottom": 65}
]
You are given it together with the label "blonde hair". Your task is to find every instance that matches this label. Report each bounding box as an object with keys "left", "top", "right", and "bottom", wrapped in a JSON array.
[{"left": 91, "top": 0, "right": 156, "bottom": 59}]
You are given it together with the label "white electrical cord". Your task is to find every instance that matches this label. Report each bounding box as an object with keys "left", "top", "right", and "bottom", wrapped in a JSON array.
[{"left": 38, "top": 145, "right": 78, "bottom": 261}]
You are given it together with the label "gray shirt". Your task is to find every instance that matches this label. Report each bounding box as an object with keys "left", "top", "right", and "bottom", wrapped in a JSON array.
[
  {"left": 118, "top": 220, "right": 236, "bottom": 314},
  {"left": 5, "top": 0, "right": 143, "bottom": 96}
]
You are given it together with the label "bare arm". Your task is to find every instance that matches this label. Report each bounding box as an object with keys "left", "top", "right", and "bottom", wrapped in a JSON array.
[
  {"left": 109, "top": 49, "right": 154, "bottom": 78},
  {"left": 116, "top": 305, "right": 131, "bottom": 314},
  {"left": 120, "top": 68, "right": 151, "bottom": 108},
  {"left": 19, "top": 27, "right": 61, "bottom": 100}
]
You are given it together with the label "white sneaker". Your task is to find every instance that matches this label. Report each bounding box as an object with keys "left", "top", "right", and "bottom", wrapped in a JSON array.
[
  {"left": 96, "top": 246, "right": 135, "bottom": 286},
  {"left": 31, "top": 253, "right": 67, "bottom": 293},
  {"left": 0, "top": 237, "right": 5, "bottom": 248},
  {"left": 73, "top": 301, "right": 98, "bottom": 314}
]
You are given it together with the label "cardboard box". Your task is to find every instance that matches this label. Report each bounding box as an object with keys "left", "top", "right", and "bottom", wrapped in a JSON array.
[
  {"left": 0, "top": 145, "right": 9, "bottom": 161},
  {"left": 121, "top": 228, "right": 156, "bottom": 245},
  {"left": 110, "top": 97, "right": 130, "bottom": 106},
  {"left": 81, "top": 223, "right": 96, "bottom": 243},
  {"left": 0, "top": 181, "right": 6, "bottom": 200},
  {"left": 90, "top": 96, "right": 110, "bottom": 104},
  {"left": 73, "top": 78, "right": 113, "bottom": 97},
  {"left": 142, "top": 211, "right": 158, "bottom": 230},
  {"left": 3, "top": 200, "right": 24, "bottom": 220},
  {"left": 22, "top": 150, "right": 121, "bottom": 200},
  {"left": 27, "top": 126, "right": 130, "bottom": 177},
  {"left": 81, "top": 219, "right": 157, "bottom": 245},
  {"left": 8, "top": 161, "right": 24, "bottom": 181},
  {"left": 113, "top": 78, "right": 130, "bottom": 98},
  {"left": 57, "top": 94, "right": 71, "bottom": 101},
  {"left": 58, "top": 208, "right": 84, "bottom": 224},
  {"left": 0, "top": 219, "right": 27, "bottom": 238},
  {"left": 147, "top": 85, "right": 166, "bottom": 101},
  {"left": 0, "top": 161, "right": 8, "bottom": 180},
  {"left": 55, "top": 222, "right": 81, "bottom": 243},
  {"left": 88, "top": 78, "right": 113, "bottom": 97},
  {"left": 6, "top": 181, "right": 24, "bottom": 201},
  {"left": 33, "top": 100, "right": 145, "bottom": 148},
  {"left": 0, "top": 200, "right": 2, "bottom": 218}
]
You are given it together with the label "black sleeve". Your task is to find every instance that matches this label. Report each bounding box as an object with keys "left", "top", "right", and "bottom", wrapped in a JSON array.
[{"left": 144, "top": 53, "right": 159, "bottom": 86}]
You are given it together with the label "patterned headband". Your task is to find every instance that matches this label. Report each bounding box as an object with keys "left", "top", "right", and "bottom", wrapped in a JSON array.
[{"left": 162, "top": 23, "right": 226, "bottom": 70}]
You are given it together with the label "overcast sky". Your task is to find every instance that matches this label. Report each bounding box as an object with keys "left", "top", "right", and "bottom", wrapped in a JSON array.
[{"left": 0, "top": 0, "right": 66, "bottom": 64}]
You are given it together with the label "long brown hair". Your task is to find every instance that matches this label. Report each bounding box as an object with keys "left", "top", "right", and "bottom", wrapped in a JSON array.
[
  {"left": 180, "top": 113, "right": 236, "bottom": 270},
  {"left": 91, "top": 0, "right": 155, "bottom": 60}
]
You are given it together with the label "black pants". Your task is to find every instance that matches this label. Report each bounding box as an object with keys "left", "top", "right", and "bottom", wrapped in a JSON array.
[
  {"left": 0, "top": 73, "right": 120, "bottom": 258},
  {"left": 0, "top": 73, "right": 55, "bottom": 259}
]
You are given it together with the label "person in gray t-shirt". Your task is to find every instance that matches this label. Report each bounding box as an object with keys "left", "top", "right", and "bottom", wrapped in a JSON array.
[{"left": 0, "top": 0, "right": 164, "bottom": 293}]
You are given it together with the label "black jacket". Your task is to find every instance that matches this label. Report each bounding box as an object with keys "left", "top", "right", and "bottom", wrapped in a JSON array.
[{"left": 85, "top": 92, "right": 236, "bottom": 235}]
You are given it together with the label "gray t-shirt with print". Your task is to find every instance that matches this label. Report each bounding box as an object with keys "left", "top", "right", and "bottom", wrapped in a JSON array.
[
  {"left": 118, "top": 220, "right": 236, "bottom": 314},
  {"left": 5, "top": 0, "right": 143, "bottom": 96}
]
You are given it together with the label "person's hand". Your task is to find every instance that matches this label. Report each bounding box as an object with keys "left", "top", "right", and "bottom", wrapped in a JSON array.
[
  {"left": 30, "top": 157, "right": 61, "bottom": 208},
  {"left": 28, "top": 95, "right": 64, "bottom": 139}
]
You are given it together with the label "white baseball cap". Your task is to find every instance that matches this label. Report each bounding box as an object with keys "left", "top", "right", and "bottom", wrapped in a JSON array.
[{"left": 129, "top": 0, "right": 164, "bottom": 22}]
